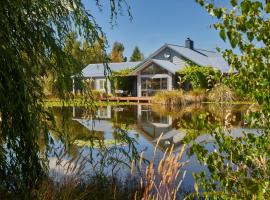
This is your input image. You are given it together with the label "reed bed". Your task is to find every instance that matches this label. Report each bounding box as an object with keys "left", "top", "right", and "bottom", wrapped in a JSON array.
[
  {"left": 135, "top": 135, "right": 187, "bottom": 200},
  {"left": 152, "top": 90, "right": 206, "bottom": 106},
  {"left": 33, "top": 134, "right": 187, "bottom": 200},
  {"left": 207, "top": 84, "right": 235, "bottom": 102}
]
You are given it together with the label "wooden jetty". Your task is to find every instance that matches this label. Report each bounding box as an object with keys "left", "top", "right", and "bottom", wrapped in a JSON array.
[{"left": 100, "top": 96, "right": 152, "bottom": 103}]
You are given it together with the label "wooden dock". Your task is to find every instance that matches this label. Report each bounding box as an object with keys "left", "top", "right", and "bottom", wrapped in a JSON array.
[{"left": 100, "top": 96, "right": 152, "bottom": 103}]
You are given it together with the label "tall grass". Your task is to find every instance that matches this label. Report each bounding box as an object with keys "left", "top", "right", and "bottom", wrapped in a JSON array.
[
  {"left": 207, "top": 84, "right": 235, "bottom": 102},
  {"left": 152, "top": 90, "right": 206, "bottom": 106},
  {"left": 31, "top": 134, "right": 187, "bottom": 200},
  {"left": 135, "top": 135, "right": 187, "bottom": 200}
]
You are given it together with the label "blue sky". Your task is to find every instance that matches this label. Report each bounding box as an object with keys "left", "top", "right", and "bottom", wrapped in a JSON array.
[{"left": 84, "top": 0, "right": 230, "bottom": 58}]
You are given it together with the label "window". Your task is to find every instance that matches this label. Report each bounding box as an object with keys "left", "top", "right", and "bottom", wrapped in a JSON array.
[
  {"left": 90, "top": 79, "right": 95, "bottom": 89},
  {"left": 161, "top": 78, "right": 167, "bottom": 89},
  {"left": 141, "top": 77, "right": 168, "bottom": 96},
  {"left": 141, "top": 64, "right": 168, "bottom": 75},
  {"left": 141, "top": 78, "right": 167, "bottom": 90},
  {"left": 99, "top": 79, "right": 105, "bottom": 90}
]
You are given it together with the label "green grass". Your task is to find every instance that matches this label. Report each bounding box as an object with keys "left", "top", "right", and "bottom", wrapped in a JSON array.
[{"left": 44, "top": 99, "right": 136, "bottom": 107}]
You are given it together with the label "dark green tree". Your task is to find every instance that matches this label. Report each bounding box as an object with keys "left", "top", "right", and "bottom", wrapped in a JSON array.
[{"left": 130, "top": 46, "right": 144, "bottom": 61}]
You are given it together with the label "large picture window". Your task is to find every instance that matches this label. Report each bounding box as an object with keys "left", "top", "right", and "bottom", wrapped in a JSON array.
[{"left": 141, "top": 77, "right": 168, "bottom": 96}]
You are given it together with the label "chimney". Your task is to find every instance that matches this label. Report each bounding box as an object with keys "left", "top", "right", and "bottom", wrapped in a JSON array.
[{"left": 185, "top": 38, "right": 194, "bottom": 49}]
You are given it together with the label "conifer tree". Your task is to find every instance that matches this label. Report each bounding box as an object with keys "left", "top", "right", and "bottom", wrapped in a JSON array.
[{"left": 130, "top": 46, "right": 144, "bottom": 61}]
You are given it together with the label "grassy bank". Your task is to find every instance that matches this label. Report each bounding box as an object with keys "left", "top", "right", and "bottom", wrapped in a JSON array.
[
  {"left": 44, "top": 99, "right": 136, "bottom": 107},
  {"left": 152, "top": 84, "right": 255, "bottom": 106}
]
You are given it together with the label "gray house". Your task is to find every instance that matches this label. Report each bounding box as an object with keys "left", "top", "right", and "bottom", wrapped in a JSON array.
[{"left": 75, "top": 38, "right": 229, "bottom": 97}]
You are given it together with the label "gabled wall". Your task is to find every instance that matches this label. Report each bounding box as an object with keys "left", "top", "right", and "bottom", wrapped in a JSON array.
[{"left": 153, "top": 47, "right": 186, "bottom": 68}]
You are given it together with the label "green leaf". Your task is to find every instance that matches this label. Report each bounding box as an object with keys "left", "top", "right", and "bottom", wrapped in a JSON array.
[
  {"left": 230, "top": 0, "right": 238, "bottom": 7},
  {"left": 247, "top": 32, "right": 254, "bottom": 41},
  {"left": 265, "top": 3, "right": 270, "bottom": 13},
  {"left": 220, "top": 29, "right": 226, "bottom": 41}
]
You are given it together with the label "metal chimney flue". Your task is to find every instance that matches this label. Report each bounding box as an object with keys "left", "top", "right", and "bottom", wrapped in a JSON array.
[{"left": 185, "top": 38, "right": 194, "bottom": 49}]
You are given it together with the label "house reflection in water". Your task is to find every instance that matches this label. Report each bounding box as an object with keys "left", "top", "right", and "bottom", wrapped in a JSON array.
[
  {"left": 70, "top": 104, "right": 252, "bottom": 152},
  {"left": 72, "top": 106, "right": 113, "bottom": 133},
  {"left": 71, "top": 105, "right": 186, "bottom": 151},
  {"left": 136, "top": 105, "right": 185, "bottom": 151}
]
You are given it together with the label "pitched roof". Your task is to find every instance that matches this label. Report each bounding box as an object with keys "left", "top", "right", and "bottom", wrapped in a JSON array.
[
  {"left": 81, "top": 62, "right": 140, "bottom": 77},
  {"left": 79, "top": 42, "right": 230, "bottom": 78},
  {"left": 73, "top": 119, "right": 113, "bottom": 132},
  {"left": 151, "top": 59, "right": 181, "bottom": 73},
  {"left": 167, "top": 44, "right": 230, "bottom": 72}
]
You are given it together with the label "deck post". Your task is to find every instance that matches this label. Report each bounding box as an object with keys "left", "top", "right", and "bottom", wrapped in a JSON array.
[{"left": 72, "top": 77, "right": 75, "bottom": 95}]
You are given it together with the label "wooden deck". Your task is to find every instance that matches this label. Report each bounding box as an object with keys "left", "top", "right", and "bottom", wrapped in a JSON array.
[{"left": 100, "top": 96, "right": 152, "bottom": 103}]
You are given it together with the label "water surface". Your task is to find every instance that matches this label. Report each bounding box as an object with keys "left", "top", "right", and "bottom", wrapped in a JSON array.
[{"left": 49, "top": 103, "right": 255, "bottom": 190}]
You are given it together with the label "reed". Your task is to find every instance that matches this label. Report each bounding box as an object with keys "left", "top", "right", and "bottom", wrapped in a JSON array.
[
  {"left": 33, "top": 133, "right": 187, "bottom": 200},
  {"left": 207, "top": 84, "right": 235, "bottom": 102},
  {"left": 152, "top": 90, "right": 206, "bottom": 106},
  {"left": 135, "top": 135, "right": 187, "bottom": 200}
]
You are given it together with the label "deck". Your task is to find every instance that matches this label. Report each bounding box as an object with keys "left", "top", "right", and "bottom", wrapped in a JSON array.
[{"left": 100, "top": 96, "right": 152, "bottom": 103}]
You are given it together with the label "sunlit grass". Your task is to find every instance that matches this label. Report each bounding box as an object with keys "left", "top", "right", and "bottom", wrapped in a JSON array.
[
  {"left": 44, "top": 99, "right": 136, "bottom": 107},
  {"left": 152, "top": 89, "right": 206, "bottom": 105}
]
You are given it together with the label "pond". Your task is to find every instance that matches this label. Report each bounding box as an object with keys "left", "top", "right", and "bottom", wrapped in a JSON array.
[{"left": 48, "top": 103, "right": 256, "bottom": 191}]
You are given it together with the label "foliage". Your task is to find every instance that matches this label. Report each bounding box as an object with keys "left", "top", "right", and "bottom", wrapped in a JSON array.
[
  {"left": 111, "top": 68, "right": 134, "bottom": 93},
  {"left": 222, "top": 73, "right": 254, "bottom": 101},
  {"left": 129, "top": 46, "right": 144, "bottom": 62},
  {"left": 110, "top": 41, "right": 126, "bottom": 62},
  {"left": 43, "top": 32, "right": 108, "bottom": 96},
  {"left": 82, "top": 37, "right": 107, "bottom": 65},
  {"left": 189, "top": 0, "right": 270, "bottom": 199},
  {"left": 178, "top": 65, "right": 221, "bottom": 89},
  {"left": 207, "top": 84, "right": 235, "bottom": 102},
  {"left": 0, "top": 0, "right": 131, "bottom": 197}
]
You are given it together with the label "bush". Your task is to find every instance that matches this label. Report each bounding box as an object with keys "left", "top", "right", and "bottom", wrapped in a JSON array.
[
  {"left": 207, "top": 84, "right": 235, "bottom": 102},
  {"left": 112, "top": 68, "right": 134, "bottom": 94},
  {"left": 178, "top": 65, "right": 221, "bottom": 89},
  {"left": 90, "top": 90, "right": 103, "bottom": 99},
  {"left": 222, "top": 73, "right": 253, "bottom": 101}
]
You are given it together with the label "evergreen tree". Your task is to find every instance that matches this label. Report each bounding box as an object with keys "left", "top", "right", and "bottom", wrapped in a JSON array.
[
  {"left": 130, "top": 46, "right": 144, "bottom": 61},
  {"left": 110, "top": 41, "right": 125, "bottom": 62}
]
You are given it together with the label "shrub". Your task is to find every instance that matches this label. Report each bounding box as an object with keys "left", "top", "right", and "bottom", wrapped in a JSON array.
[
  {"left": 90, "top": 90, "right": 103, "bottom": 99},
  {"left": 178, "top": 65, "right": 221, "bottom": 89},
  {"left": 222, "top": 73, "right": 253, "bottom": 101},
  {"left": 112, "top": 68, "right": 134, "bottom": 94},
  {"left": 207, "top": 84, "right": 235, "bottom": 102}
]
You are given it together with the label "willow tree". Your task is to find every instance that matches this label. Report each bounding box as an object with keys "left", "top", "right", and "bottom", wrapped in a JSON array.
[
  {"left": 191, "top": 0, "right": 270, "bottom": 199},
  {"left": 0, "top": 0, "right": 130, "bottom": 197}
]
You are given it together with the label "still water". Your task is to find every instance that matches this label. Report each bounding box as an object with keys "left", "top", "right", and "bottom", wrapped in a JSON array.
[{"left": 49, "top": 103, "right": 256, "bottom": 190}]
